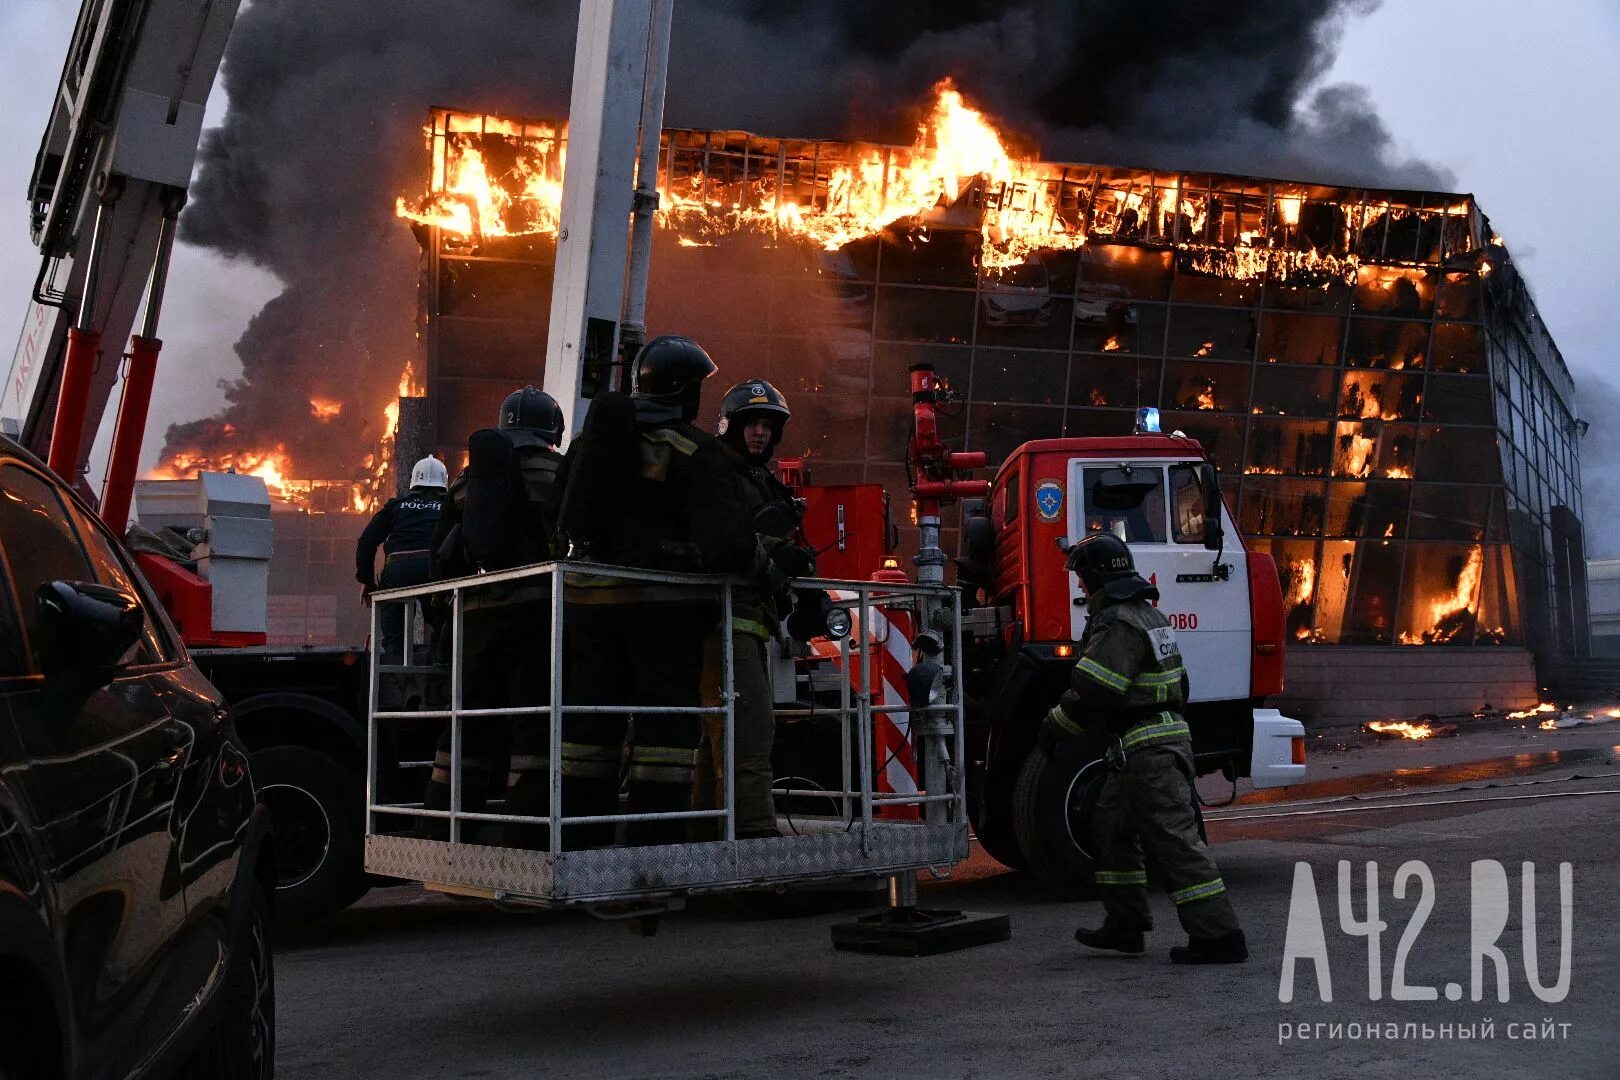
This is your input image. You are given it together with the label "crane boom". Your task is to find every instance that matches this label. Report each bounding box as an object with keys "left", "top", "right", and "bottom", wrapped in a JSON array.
[{"left": 3, "top": 0, "right": 239, "bottom": 500}]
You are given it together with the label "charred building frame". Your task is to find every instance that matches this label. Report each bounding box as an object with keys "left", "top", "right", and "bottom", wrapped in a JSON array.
[{"left": 403, "top": 107, "right": 1587, "bottom": 675}]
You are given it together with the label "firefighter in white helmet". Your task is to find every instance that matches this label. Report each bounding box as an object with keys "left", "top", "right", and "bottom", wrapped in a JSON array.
[{"left": 356, "top": 455, "right": 447, "bottom": 663}]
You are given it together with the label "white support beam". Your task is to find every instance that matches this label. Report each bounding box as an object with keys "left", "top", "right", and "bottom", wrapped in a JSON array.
[{"left": 542, "top": 0, "right": 657, "bottom": 439}]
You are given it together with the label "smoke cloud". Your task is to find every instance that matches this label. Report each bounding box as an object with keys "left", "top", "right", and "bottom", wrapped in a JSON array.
[{"left": 171, "top": 0, "right": 1449, "bottom": 478}]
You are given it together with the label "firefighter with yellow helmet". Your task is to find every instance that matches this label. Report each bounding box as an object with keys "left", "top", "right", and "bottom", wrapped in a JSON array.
[
  {"left": 687, "top": 379, "right": 809, "bottom": 837},
  {"left": 1040, "top": 531, "right": 1248, "bottom": 964}
]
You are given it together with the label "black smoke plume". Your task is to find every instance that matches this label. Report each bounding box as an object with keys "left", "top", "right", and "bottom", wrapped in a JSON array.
[{"left": 169, "top": 0, "right": 1450, "bottom": 479}]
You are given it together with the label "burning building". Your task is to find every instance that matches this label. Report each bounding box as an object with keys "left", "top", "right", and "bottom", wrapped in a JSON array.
[
  {"left": 182, "top": 83, "right": 1583, "bottom": 712},
  {"left": 395, "top": 87, "right": 1584, "bottom": 715}
]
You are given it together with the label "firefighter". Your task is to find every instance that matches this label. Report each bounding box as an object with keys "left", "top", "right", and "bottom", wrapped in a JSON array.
[
  {"left": 356, "top": 455, "right": 446, "bottom": 664},
  {"left": 687, "top": 379, "right": 811, "bottom": 838},
  {"left": 558, "top": 335, "right": 718, "bottom": 847},
  {"left": 1040, "top": 531, "right": 1248, "bottom": 964},
  {"left": 419, "top": 387, "right": 566, "bottom": 844}
]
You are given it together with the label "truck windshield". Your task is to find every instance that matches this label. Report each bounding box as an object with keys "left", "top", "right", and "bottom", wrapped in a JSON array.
[{"left": 1081, "top": 466, "right": 1166, "bottom": 542}]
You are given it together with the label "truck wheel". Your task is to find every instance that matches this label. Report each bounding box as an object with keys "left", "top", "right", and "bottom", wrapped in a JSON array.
[
  {"left": 1012, "top": 741, "right": 1108, "bottom": 896},
  {"left": 971, "top": 802, "right": 1026, "bottom": 870},
  {"left": 252, "top": 745, "right": 369, "bottom": 926}
]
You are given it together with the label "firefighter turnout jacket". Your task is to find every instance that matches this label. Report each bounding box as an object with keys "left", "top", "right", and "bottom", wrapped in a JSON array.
[
  {"left": 356, "top": 487, "right": 444, "bottom": 588},
  {"left": 1046, "top": 574, "right": 1191, "bottom": 746},
  {"left": 686, "top": 436, "right": 799, "bottom": 640}
]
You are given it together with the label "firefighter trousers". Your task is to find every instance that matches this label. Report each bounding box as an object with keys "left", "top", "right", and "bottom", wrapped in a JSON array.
[
  {"left": 1091, "top": 735, "right": 1242, "bottom": 940},
  {"left": 565, "top": 595, "right": 714, "bottom": 847},
  {"left": 419, "top": 588, "right": 550, "bottom": 845},
  {"left": 377, "top": 554, "right": 431, "bottom": 665},
  {"left": 692, "top": 628, "right": 777, "bottom": 838}
]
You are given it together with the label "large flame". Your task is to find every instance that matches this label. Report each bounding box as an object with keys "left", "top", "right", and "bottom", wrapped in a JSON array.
[
  {"left": 398, "top": 83, "right": 1088, "bottom": 273},
  {"left": 1397, "top": 546, "right": 1488, "bottom": 645},
  {"left": 151, "top": 359, "right": 426, "bottom": 515}
]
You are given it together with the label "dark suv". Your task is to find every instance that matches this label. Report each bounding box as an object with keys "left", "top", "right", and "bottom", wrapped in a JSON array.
[{"left": 0, "top": 439, "right": 275, "bottom": 1079}]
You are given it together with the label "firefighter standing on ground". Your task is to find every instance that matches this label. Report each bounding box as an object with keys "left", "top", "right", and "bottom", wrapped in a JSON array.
[
  {"left": 419, "top": 386, "right": 566, "bottom": 842},
  {"left": 687, "top": 379, "right": 810, "bottom": 838},
  {"left": 1040, "top": 531, "right": 1248, "bottom": 964},
  {"left": 356, "top": 456, "right": 446, "bottom": 664},
  {"left": 557, "top": 335, "right": 718, "bottom": 847}
]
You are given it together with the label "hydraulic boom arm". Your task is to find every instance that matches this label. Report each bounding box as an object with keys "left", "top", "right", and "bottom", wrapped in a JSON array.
[{"left": 3, "top": 0, "right": 238, "bottom": 527}]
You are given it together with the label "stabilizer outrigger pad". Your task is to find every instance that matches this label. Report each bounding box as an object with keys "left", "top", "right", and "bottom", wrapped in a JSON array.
[{"left": 830, "top": 906, "right": 1011, "bottom": 956}]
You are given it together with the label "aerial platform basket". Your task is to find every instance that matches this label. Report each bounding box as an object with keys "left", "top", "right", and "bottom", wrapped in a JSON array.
[{"left": 362, "top": 560, "right": 969, "bottom": 909}]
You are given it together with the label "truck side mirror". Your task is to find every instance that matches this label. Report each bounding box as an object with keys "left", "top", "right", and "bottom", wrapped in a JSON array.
[{"left": 1199, "top": 464, "right": 1224, "bottom": 552}]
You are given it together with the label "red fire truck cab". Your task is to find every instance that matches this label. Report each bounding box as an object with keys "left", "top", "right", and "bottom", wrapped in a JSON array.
[{"left": 954, "top": 431, "right": 1305, "bottom": 888}]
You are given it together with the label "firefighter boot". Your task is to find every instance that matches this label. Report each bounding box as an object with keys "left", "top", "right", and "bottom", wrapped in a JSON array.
[
  {"left": 1170, "top": 930, "right": 1249, "bottom": 965},
  {"left": 1073, "top": 923, "right": 1146, "bottom": 955}
]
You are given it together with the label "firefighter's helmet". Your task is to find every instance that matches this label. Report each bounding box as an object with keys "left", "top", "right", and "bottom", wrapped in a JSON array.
[
  {"left": 498, "top": 386, "right": 564, "bottom": 447},
  {"left": 717, "top": 378, "right": 790, "bottom": 457},
  {"left": 409, "top": 456, "right": 449, "bottom": 490},
  {"left": 629, "top": 335, "right": 717, "bottom": 421},
  {"left": 1066, "top": 531, "right": 1135, "bottom": 591}
]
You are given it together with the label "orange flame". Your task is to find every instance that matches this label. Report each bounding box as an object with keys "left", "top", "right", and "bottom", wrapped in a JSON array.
[
  {"left": 309, "top": 398, "right": 343, "bottom": 422},
  {"left": 398, "top": 83, "right": 1085, "bottom": 274},
  {"left": 1367, "top": 720, "right": 1436, "bottom": 740}
]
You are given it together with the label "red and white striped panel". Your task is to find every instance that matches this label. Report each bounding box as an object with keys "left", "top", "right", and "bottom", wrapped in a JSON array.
[{"left": 810, "top": 594, "right": 919, "bottom": 817}]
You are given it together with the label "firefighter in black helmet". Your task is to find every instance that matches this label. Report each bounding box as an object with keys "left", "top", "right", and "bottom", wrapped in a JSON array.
[
  {"left": 1041, "top": 531, "right": 1248, "bottom": 964},
  {"left": 419, "top": 385, "right": 566, "bottom": 843},
  {"left": 686, "top": 379, "right": 810, "bottom": 837},
  {"left": 556, "top": 335, "right": 719, "bottom": 846}
]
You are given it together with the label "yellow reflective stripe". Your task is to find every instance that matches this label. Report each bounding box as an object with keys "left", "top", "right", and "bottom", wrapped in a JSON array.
[
  {"left": 630, "top": 746, "right": 698, "bottom": 766},
  {"left": 1133, "top": 666, "right": 1186, "bottom": 686},
  {"left": 1171, "top": 878, "right": 1227, "bottom": 905},
  {"left": 1075, "top": 656, "right": 1130, "bottom": 692},
  {"left": 1120, "top": 717, "right": 1191, "bottom": 749},
  {"left": 1048, "top": 709, "right": 1086, "bottom": 737},
  {"left": 1094, "top": 869, "right": 1148, "bottom": 886},
  {"left": 560, "top": 761, "right": 618, "bottom": 779},
  {"left": 561, "top": 742, "right": 619, "bottom": 761},
  {"left": 628, "top": 764, "right": 692, "bottom": 783},
  {"left": 644, "top": 427, "right": 698, "bottom": 455},
  {"left": 731, "top": 616, "right": 773, "bottom": 641}
]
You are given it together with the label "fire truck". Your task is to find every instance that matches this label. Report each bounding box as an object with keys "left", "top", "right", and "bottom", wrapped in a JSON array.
[{"left": 785, "top": 389, "right": 1307, "bottom": 892}]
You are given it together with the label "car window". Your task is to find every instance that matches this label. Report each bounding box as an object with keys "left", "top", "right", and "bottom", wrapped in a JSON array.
[
  {"left": 71, "top": 505, "right": 176, "bottom": 666},
  {"left": 1169, "top": 465, "right": 1207, "bottom": 545},
  {"left": 0, "top": 464, "right": 99, "bottom": 671},
  {"left": 1081, "top": 465, "right": 1166, "bottom": 542}
]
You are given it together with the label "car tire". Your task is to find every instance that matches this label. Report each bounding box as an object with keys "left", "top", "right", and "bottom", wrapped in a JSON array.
[
  {"left": 179, "top": 880, "right": 274, "bottom": 1079},
  {"left": 253, "top": 745, "right": 369, "bottom": 926},
  {"left": 1011, "top": 740, "right": 1109, "bottom": 896}
]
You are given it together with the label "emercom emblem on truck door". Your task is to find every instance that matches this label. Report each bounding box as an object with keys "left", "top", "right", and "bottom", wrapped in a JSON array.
[{"left": 1034, "top": 479, "right": 1063, "bottom": 522}]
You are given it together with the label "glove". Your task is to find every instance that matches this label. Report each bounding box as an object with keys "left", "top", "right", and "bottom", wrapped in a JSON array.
[
  {"left": 1037, "top": 691, "right": 1086, "bottom": 755},
  {"left": 768, "top": 541, "right": 816, "bottom": 579}
]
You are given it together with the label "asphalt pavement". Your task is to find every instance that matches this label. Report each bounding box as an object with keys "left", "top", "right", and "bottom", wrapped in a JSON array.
[{"left": 273, "top": 721, "right": 1620, "bottom": 1079}]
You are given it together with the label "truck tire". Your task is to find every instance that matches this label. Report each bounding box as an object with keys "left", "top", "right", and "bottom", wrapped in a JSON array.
[
  {"left": 971, "top": 802, "right": 1026, "bottom": 870},
  {"left": 1011, "top": 740, "right": 1108, "bottom": 896},
  {"left": 178, "top": 880, "right": 274, "bottom": 1079},
  {"left": 252, "top": 745, "right": 369, "bottom": 926}
]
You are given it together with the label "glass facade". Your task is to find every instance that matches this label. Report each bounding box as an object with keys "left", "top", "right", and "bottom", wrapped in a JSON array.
[{"left": 414, "top": 114, "right": 1589, "bottom": 654}]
